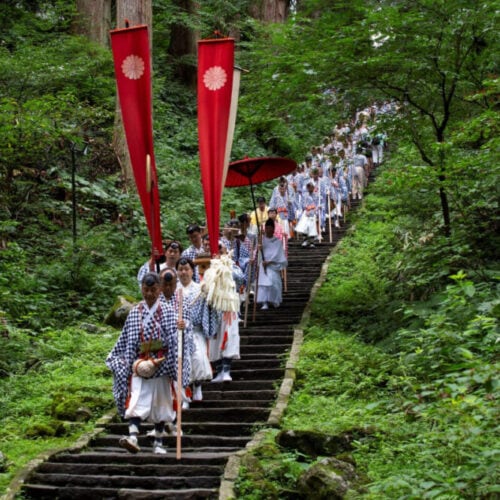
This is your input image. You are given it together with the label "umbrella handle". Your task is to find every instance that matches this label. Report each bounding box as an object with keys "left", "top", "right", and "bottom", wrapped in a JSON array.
[{"left": 249, "top": 179, "right": 265, "bottom": 263}]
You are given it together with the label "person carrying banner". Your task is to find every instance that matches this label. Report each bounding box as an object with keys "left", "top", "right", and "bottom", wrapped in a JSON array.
[
  {"left": 181, "top": 224, "right": 205, "bottom": 282},
  {"left": 136, "top": 240, "right": 183, "bottom": 288},
  {"left": 105, "top": 272, "right": 183, "bottom": 455}
]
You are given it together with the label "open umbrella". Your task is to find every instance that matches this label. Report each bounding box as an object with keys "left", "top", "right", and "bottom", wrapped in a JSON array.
[
  {"left": 225, "top": 156, "right": 297, "bottom": 323},
  {"left": 225, "top": 156, "right": 297, "bottom": 225},
  {"left": 225, "top": 156, "right": 297, "bottom": 187}
]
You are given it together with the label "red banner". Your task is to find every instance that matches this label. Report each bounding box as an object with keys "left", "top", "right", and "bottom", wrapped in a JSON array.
[
  {"left": 110, "top": 24, "right": 163, "bottom": 257},
  {"left": 197, "top": 38, "right": 235, "bottom": 256}
]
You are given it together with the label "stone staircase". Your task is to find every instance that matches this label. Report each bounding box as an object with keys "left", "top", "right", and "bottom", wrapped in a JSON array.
[{"left": 20, "top": 201, "right": 363, "bottom": 499}]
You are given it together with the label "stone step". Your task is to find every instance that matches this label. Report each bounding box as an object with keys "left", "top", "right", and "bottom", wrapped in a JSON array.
[
  {"left": 37, "top": 461, "right": 224, "bottom": 477},
  {"left": 106, "top": 421, "right": 257, "bottom": 436},
  {"left": 48, "top": 450, "right": 233, "bottom": 465},
  {"left": 92, "top": 433, "right": 252, "bottom": 449},
  {"left": 198, "top": 388, "right": 277, "bottom": 400},
  {"left": 201, "top": 379, "right": 277, "bottom": 391},
  {"left": 26, "top": 471, "right": 222, "bottom": 489},
  {"left": 89, "top": 445, "right": 243, "bottom": 455},
  {"left": 230, "top": 358, "right": 283, "bottom": 369},
  {"left": 239, "top": 344, "right": 290, "bottom": 355},
  {"left": 181, "top": 406, "right": 270, "bottom": 423},
  {"left": 185, "top": 399, "right": 272, "bottom": 409},
  {"left": 222, "top": 368, "right": 285, "bottom": 380},
  {"left": 23, "top": 484, "right": 219, "bottom": 500}
]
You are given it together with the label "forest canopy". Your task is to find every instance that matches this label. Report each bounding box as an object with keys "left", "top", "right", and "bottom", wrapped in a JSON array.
[{"left": 0, "top": 0, "right": 498, "bottom": 497}]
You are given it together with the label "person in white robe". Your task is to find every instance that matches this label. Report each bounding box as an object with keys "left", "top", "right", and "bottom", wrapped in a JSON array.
[
  {"left": 176, "top": 257, "right": 213, "bottom": 403},
  {"left": 206, "top": 244, "right": 244, "bottom": 382},
  {"left": 256, "top": 219, "right": 288, "bottom": 310}
]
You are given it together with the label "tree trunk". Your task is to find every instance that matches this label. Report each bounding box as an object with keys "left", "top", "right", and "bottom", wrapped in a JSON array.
[
  {"left": 113, "top": 0, "right": 153, "bottom": 187},
  {"left": 167, "top": 0, "right": 198, "bottom": 88},
  {"left": 437, "top": 145, "right": 451, "bottom": 237},
  {"left": 438, "top": 184, "right": 451, "bottom": 237},
  {"left": 249, "top": 0, "right": 290, "bottom": 22},
  {"left": 73, "top": 0, "right": 112, "bottom": 46}
]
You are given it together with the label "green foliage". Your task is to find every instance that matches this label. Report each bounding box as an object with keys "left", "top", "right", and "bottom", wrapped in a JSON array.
[
  {"left": 0, "top": 1, "right": 499, "bottom": 497},
  {"left": 236, "top": 19, "right": 345, "bottom": 160},
  {"left": 0, "top": 33, "right": 115, "bottom": 231},
  {"left": 284, "top": 329, "right": 398, "bottom": 433},
  {"left": 397, "top": 271, "right": 499, "bottom": 379},
  {"left": 310, "top": 202, "right": 403, "bottom": 342},
  {"left": 235, "top": 430, "right": 312, "bottom": 500},
  {"left": 0, "top": 325, "right": 117, "bottom": 492},
  {"left": 276, "top": 158, "right": 499, "bottom": 498},
  {"left": 0, "top": 226, "right": 144, "bottom": 330}
]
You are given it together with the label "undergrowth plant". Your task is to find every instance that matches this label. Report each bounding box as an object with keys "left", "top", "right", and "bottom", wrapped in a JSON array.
[
  {"left": 236, "top": 145, "right": 499, "bottom": 498},
  {"left": 0, "top": 325, "right": 118, "bottom": 493}
]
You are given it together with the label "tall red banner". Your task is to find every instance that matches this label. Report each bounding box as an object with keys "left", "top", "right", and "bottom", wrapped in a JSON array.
[
  {"left": 110, "top": 24, "right": 163, "bottom": 257},
  {"left": 197, "top": 38, "right": 235, "bottom": 256}
]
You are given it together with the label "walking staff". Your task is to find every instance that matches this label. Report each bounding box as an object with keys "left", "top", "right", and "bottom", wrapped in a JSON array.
[
  {"left": 243, "top": 238, "right": 255, "bottom": 327},
  {"left": 176, "top": 289, "right": 183, "bottom": 459},
  {"left": 327, "top": 190, "right": 333, "bottom": 243}
]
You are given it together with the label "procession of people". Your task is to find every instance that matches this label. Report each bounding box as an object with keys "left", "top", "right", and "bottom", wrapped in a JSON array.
[{"left": 106, "top": 104, "right": 388, "bottom": 454}]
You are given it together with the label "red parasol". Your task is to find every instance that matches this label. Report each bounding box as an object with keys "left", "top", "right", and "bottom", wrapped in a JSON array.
[
  {"left": 225, "top": 156, "right": 297, "bottom": 322},
  {"left": 225, "top": 156, "right": 297, "bottom": 225},
  {"left": 225, "top": 156, "right": 297, "bottom": 188}
]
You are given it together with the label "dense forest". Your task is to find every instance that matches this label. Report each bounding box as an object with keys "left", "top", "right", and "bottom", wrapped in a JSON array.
[{"left": 0, "top": 0, "right": 498, "bottom": 498}]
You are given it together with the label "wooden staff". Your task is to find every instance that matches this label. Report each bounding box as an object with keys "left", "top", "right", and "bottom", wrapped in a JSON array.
[
  {"left": 176, "top": 289, "right": 183, "bottom": 460},
  {"left": 327, "top": 191, "right": 333, "bottom": 243},
  {"left": 282, "top": 234, "right": 288, "bottom": 293},
  {"left": 252, "top": 233, "right": 261, "bottom": 322},
  {"left": 316, "top": 203, "right": 323, "bottom": 244},
  {"left": 243, "top": 238, "right": 255, "bottom": 328}
]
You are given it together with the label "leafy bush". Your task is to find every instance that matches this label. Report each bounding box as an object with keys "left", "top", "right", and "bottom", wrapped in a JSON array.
[
  {"left": 0, "top": 325, "right": 117, "bottom": 492},
  {"left": 311, "top": 208, "right": 403, "bottom": 342},
  {"left": 397, "top": 271, "right": 499, "bottom": 379},
  {"left": 235, "top": 430, "right": 311, "bottom": 500}
]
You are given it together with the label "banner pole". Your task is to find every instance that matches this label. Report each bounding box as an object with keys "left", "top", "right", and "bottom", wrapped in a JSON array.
[
  {"left": 243, "top": 238, "right": 254, "bottom": 328},
  {"left": 176, "top": 289, "right": 184, "bottom": 460}
]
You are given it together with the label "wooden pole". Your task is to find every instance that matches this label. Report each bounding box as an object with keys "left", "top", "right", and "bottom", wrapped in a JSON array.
[
  {"left": 328, "top": 191, "right": 333, "bottom": 243},
  {"left": 176, "top": 289, "right": 183, "bottom": 460},
  {"left": 243, "top": 238, "right": 254, "bottom": 328},
  {"left": 316, "top": 207, "right": 323, "bottom": 244},
  {"left": 282, "top": 234, "right": 288, "bottom": 293},
  {"left": 252, "top": 235, "right": 261, "bottom": 322},
  {"left": 146, "top": 154, "right": 160, "bottom": 273}
]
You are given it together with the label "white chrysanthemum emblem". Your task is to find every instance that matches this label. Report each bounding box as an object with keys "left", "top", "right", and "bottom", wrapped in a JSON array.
[
  {"left": 122, "top": 55, "right": 145, "bottom": 80},
  {"left": 203, "top": 66, "right": 227, "bottom": 91}
]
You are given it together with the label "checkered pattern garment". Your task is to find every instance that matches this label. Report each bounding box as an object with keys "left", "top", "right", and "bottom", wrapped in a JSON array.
[
  {"left": 220, "top": 238, "right": 250, "bottom": 279},
  {"left": 181, "top": 245, "right": 205, "bottom": 283},
  {"left": 190, "top": 294, "right": 222, "bottom": 339},
  {"left": 269, "top": 186, "right": 297, "bottom": 221},
  {"left": 231, "top": 261, "right": 245, "bottom": 288},
  {"left": 160, "top": 292, "right": 194, "bottom": 387},
  {"left": 301, "top": 191, "right": 321, "bottom": 216},
  {"left": 105, "top": 300, "right": 179, "bottom": 417}
]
